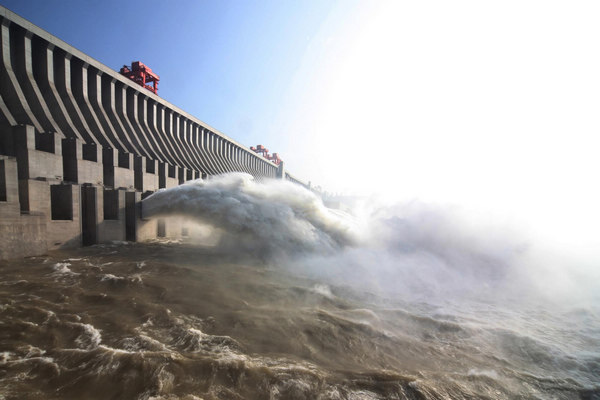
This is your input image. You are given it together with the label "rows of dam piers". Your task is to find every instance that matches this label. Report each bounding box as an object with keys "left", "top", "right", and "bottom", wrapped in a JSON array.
[{"left": 0, "top": 6, "right": 310, "bottom": 259}]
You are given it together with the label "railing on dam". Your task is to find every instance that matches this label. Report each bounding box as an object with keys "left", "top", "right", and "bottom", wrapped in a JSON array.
[{"left": 0, "top": 5, "right": 297, "bottom": 183}]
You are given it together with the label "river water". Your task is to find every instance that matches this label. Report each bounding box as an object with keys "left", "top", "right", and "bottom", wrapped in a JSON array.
[{"left": 1, "top": 175, "right": 599, "bottom": 399}]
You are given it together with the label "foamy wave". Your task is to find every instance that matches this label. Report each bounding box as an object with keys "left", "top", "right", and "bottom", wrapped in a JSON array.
[
  {"left": 51, "top": 262, "right": 79, "bottom": 277},
  {"left": 100, "top": 274, "right": 125, "bottom": 282},
  {"left": 0, "top": 349, "right": 59, "bottom": 376},
  {"left": 73, "top": 323, "right": 102, "bottom": 349},
  {"left": 175, "top": 327, "right": 241, "bottom": 356},
  {"left": 120, "top": 335, "right": 173, "bottom": 354}
]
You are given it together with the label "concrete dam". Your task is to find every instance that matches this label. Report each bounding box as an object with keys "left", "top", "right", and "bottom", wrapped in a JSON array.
[{"left": 0, "top": 6, "right": 310, "bottom": 259}]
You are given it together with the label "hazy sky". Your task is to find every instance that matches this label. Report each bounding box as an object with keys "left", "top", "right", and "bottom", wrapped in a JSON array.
[{"left": 2, "top": 0, "right": 599, "bottom": 249}]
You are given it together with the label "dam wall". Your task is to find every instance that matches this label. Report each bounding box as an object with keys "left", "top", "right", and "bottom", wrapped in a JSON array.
[{"left": 0, "top": 6, "right": 306, "bottom": 260}]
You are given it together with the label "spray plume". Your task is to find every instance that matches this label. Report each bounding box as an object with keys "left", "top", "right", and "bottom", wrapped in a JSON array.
[
  {"left": 142, "top": 173, "right": 598, "bottom": 304},
  {"left": 142, "top": 173, "right": 359, "bottom": 255}
]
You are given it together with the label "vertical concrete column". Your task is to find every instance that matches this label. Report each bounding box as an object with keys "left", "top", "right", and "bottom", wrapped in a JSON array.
[
  {"left": 62, "top": 137, "right": 82, "bottom": 183},
  {"left": 13, "top": 124, "right": 35, "bottom": 181},
  {"left": 102, "top": 147, "right": 116, "bottom": 188},
  {"left": 178, "top": 166, "right": 185, "bottom": 184},
  {"left": 134, "top": 155, "right": 146, "bottom": 192},
  {"left": 13, "top": 125, "right": 35, "bottom": 212},
  {"left": 158, "top": 162, "right": 166, "bottom": 189},
  {"left": 53, "top": 132, "right": 63, "bottom": 155},
  {"left": 81, "top": 185, "right": 98, "bottom": 246},
  {"left": 277, "top": 161, "right": 285, "bottom": 179},
  {"left": 125, "top": 190, "right": 140, "bottom": 242}
]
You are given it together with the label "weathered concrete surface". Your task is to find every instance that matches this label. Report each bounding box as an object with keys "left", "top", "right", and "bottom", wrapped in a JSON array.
[
  {"left": 0, "top": 208, "right": 47, "bottom": 259},
  {"left": 0, "top": 156, "right": 47, "bottom": 258}
]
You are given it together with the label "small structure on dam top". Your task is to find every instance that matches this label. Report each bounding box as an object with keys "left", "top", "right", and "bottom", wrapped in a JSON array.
[
  {"left": 250, "top": 144, "right": 283, "bottom": 165},
  {"left": 0, "top": 5, "right": 311, "bottom": 260},
  {"left": 119, "top": 61, "right": 160, "bottom": 95}
]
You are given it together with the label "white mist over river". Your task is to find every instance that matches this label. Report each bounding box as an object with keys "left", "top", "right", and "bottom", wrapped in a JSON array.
[
  {"left": 143, "top": 173, "right": 599, "bottom": 305},
  {"left": 1, "top": 173, "right": 599, "bottom": 399}
]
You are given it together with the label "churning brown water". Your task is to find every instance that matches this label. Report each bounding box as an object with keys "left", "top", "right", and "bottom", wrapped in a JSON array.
[
  {"left": 1, "top": 175, "right": 599, "bottom": 399},
  {"left": 0, "top": 241, "right": 598, "bottom": 400}
]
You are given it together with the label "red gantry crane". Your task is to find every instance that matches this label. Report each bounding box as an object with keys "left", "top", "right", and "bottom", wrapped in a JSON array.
[
  {"left": 266, "top": 153, "right": 282, "bottom": 165},
  {"left": 119, "top": 61, "right": 160, "bottom": 94},
  {"left": 250, "top": 145, "right": 283, "bottom": 165}
]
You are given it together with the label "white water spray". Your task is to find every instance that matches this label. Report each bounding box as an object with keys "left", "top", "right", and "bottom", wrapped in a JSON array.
[
  {"left": 142, "top": 173, "right": 599, "bottom": 304},
  {"left": 142, "top": 173, "right": 359, "bottom": 255}
]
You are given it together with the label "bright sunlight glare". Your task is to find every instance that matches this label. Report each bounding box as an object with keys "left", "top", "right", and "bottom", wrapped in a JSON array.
[{"left": 280, "top": 0, "right": 600, "bottom": 253}]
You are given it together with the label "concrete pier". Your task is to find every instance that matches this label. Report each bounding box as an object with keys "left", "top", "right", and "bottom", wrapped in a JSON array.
[{"left": 0, "top": 5, "right": 313, "bottom": 259}]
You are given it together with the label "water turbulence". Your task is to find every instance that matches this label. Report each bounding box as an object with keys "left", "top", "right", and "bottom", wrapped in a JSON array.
[{"left": 0, "top": 173, "right": 598, "bottom": 399}]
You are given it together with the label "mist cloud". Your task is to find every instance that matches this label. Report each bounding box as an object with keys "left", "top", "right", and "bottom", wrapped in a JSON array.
[{"left": 142, "top": 173, "right": 598, "bottom": 304}]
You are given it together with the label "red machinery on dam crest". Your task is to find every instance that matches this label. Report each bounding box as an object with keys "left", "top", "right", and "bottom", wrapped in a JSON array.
[
  {"left": 250, "top": 144, "right": 282, "bottom": 166},
  {"left": 119, "top": 61, "right": 160, "bottom": 94}
]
